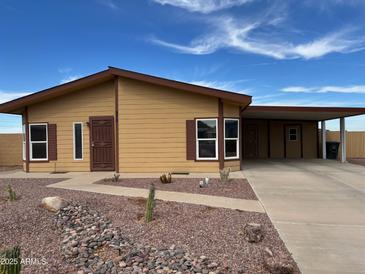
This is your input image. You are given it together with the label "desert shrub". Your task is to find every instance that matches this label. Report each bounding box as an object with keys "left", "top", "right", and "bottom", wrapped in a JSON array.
[
  {"left": 145, "top": 183, "right": 155, "bottom": 223},
  {"left": 0, "top": 246, "right": 21, "bottom": 274},
  {"left": 5, "top": 185, "right": 17, "bottom": 202},
  {"left": 219, "top": 168, "right": 231, "bottom": 183},
  {"left": 112, "top": 173, "right": 120, "bottom": 182},
  {"left": 160, "top": 173, "right": 172, "bottom": 184}
]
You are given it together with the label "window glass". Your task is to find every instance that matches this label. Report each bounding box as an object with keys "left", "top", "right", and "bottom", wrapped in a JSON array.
[
  {"left": 225, "top": 120, "right": 238, "bottom": 138},
  {"left": 29, "top": 124, "right": 48, "bottom": 160},
  {"left": 196, "top": 119, "right": 217, "bottom": 160},
  {"left": 30, "top": 125, "right": 47, "bottom": 141},
  {"left": 224, "top": 119, "right": 239, "bottom": 159},
  {"left": 289, "top": 128, "right": 297, "bottom": 141},
  {"left": 197, "top": 120, "right": 217, "bottom": 139},
  {"left": 198, "top": 140, "right": 216, "bottom": 158},
  {"left": 74, "top": 123, "right": 83, "bottom": 160},
  {"left": 31, "top": 143, "right": 47, "bottom": 159},
  {"left": 225, "top": 140, "right": 237, "bottom": 158}
]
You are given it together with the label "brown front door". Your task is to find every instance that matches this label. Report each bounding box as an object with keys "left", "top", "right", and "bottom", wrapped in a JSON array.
[
  {"left": 244, "top": 124, "right": 258, "bottom": 158},
  {"left": 90, "top": 116, "right": 115, "bottom": 171},
  {"left": 285, "top": 125, "right": 302, "bottom": 158}
]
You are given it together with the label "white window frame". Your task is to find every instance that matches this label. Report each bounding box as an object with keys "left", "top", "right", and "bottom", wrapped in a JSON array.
[
  {"left": 22, "top": 124, "right": 26, "bottom": 161},
  {"left": 288, "top": 128, "right": 298, "bottom": 141},
  {"left": 73, "top": 122, "right": 84, "bottom": 160},
  {"left": 224, "top": 118, "right": 240, "bottom": 160},
  {"left": 196, "top": 118, "right": 218, "bottom": 160},
  {"left": 29, "top": 123, "right": 48, "bottom": 161}
]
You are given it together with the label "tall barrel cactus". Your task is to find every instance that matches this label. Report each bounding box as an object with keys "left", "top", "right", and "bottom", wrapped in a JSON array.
[
  {"left": 0, "top": 246, "right": 21, "bottom": 274},
  {"left": 145, "top": 183, "right": 156, "bottom": 223}
]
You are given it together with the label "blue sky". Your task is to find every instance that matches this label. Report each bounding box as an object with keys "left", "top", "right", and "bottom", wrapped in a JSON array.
[{"left": 1, "top": 0, "right": 365, "bottom": 132}]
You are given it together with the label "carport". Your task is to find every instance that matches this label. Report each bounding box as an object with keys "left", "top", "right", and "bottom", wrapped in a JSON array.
[{"left": 241, "top": 106, "right": 365, "bottom": 162}]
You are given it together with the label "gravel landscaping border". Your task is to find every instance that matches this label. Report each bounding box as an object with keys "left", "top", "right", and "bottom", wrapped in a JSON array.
[
  {"left": 97, "top": 178, "right": 258, "bottom": 200},
  {"left": 0, "top": 178, "right": 299, "bottom": 273}
]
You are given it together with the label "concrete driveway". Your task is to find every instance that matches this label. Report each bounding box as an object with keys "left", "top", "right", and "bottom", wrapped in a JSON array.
[{"left": 243, "top": 159, "right": 365, "bottom": 274}]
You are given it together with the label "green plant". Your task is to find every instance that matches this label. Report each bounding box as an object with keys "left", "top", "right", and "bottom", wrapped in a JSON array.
[
  {"left": 159, "top": 173, "right": 172, "bottom": 184},
  {"left": 0, "top": 246, "right": 21, "bottom": 274},
  {"left": 5, "top": 185, "right": 17, "bottom": 202},
  {"left": 145, "top": 183, "right": 155, "bottom": 223},
  {"left": 219, "top": 168, "right": 231, "bottom": 183},
  {"left": 112, "top": 173, "right": 120, "bottom": 182}
]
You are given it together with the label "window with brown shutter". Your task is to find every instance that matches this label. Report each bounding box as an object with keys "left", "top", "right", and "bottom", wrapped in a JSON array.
[
  {"left": 186, "top": 120, "right": 196, "bottom": 160},
  {"left": 48, "top": 124, "right": 57, "bottom": 161}
]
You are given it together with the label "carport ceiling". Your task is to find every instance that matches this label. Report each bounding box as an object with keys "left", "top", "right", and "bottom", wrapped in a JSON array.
[{"left": 242, "top": 106, "right": 365, "bottom": 121}]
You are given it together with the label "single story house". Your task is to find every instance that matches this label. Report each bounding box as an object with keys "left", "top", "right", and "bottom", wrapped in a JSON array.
[{"left": 1, "top": 67, "right": 365, "bottom": 173}]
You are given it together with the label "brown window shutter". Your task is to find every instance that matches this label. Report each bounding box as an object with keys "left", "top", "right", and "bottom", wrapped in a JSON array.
[
  {"left": 48, "top": 124, "right": 57, "bottom": 161},
  {"left": 186, "top": 120, "right": 196, "bottom": 160}
]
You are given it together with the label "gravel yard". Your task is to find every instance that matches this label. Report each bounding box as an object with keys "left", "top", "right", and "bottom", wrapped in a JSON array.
[
  {"left": 97, "top": 178, "right": 258, "bottom": 200},
  {"left": 0, "top": 178, "right": 299, "bottom": 273}
]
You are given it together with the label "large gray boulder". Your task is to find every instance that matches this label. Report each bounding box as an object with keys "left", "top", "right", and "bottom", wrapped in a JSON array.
[{"left": 41, "top": 196, "right": 68, "bottom": 212}]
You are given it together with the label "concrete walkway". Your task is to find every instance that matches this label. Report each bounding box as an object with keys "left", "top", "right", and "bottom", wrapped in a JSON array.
[
  {"left": 0, "top": 170, "right": 264, "bottom": 213},
  {"left": 243, "top": 159, "right": 365, "bottom": 274}
]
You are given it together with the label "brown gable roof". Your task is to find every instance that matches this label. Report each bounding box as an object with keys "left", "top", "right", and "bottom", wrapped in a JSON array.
[{"left": 0, "top": 67, "right": 252, "bottom": 114}]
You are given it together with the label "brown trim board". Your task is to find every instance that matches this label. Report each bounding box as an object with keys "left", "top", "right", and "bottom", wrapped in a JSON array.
[
  {"left": 24, "top": 107, "right": 29, "bottom": 172},
  {"left": 218, "top": 99, "right": 224, "bottom": 169},
  {"left": 114, "top": 76, "right": 119, "bottom": 173}
]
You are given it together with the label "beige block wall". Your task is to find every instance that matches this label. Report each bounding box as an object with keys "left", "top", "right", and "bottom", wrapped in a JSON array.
[
  {"left": 118, "top": 78, "right": 222, "bottom": 173},
  {"left": 27, "top": 81, "right": 114, "bottom": 172},
  {"left": 0, "top": 134, "right": 22, "bottom": 166},
  {"left": 327, "top": 131, "right": 365, "bottom": 159}
]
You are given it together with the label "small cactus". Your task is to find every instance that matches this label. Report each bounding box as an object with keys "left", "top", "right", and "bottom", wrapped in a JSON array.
[
  {"left": 5, "top": 185, "right": 17, "bottom": 202},
  {"left": 219, "top": 168, "right": 231, "bottom": 183},
  {"left": 160, "top": 173, "right": 172, "bottom": 184},
  {"left": 112, "top": 173, "right": 120, "bottom": 182},
  {"left": 0, "top": 246, "right": 21, "bottom": 274},
  {"left": 145, "top": 184, "right": 155, "bottom": 223}
]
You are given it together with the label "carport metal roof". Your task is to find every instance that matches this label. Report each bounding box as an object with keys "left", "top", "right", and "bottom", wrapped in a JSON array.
[{"left": 242, "top": 106, "right": 365, "bottom": 121}]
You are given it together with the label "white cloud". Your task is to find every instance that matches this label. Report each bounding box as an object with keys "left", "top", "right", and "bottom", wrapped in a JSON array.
[
  {"left": 152, "top": 0, "right": 253, "bottom": 13},
  {"left": 281, "top": 85, "right": 365, "bottom": 94},
  {"left": 0, "top": 91, "right": 31, "bottom": 104},
  {"left": 60, "top": 75, "right": 80, "bottom": 84},
  {"left": 151, "top": 15, "right": 365, "bottom": 60}
]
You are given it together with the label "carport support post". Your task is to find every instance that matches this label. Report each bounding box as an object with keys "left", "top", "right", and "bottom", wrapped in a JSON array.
[
  {"left": 321, "top": 120, "right": 326, "bottom": 159},
  {"left": 340, "top": 117, "right": 347, "bottom": 163}
]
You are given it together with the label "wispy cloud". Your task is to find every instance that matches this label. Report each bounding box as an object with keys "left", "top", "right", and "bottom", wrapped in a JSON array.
[
  {"left": 151, "top": 15, "right": 365, "bottom": 59},
  {"left": 58, "top": 67, "right": 72, "bottom": 74},
  {"left": 281, "top": 85, "right": 365, "bottom": 94},
  {"left": 190, "top": 79, "right": 252, "bottom": 94},
  {"left": 97, "top": 0, "right": 119, "bottom": 10},
  {"left": 0, "top": 91, "right": 31, "bottom": 104},
  {"left": 60, "top": 75, "right": 80, "bottom": 84},
  {"left": 152, "top": 0, "right": 253, "bottom": 14}
]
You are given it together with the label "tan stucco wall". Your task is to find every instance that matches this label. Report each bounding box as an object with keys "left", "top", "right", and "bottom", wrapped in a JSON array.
[
  {"left": 0, "top": 134, "right": 22, "bottom": 166},
  {"left": 27, "top": 81, "right": 114, "bottom": 172},
  {"left": 243, "top": 119, "right": 318, "bottom": 159},
  {"left": 118, "top": 78, "right": 221, "bottom": 173}
]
